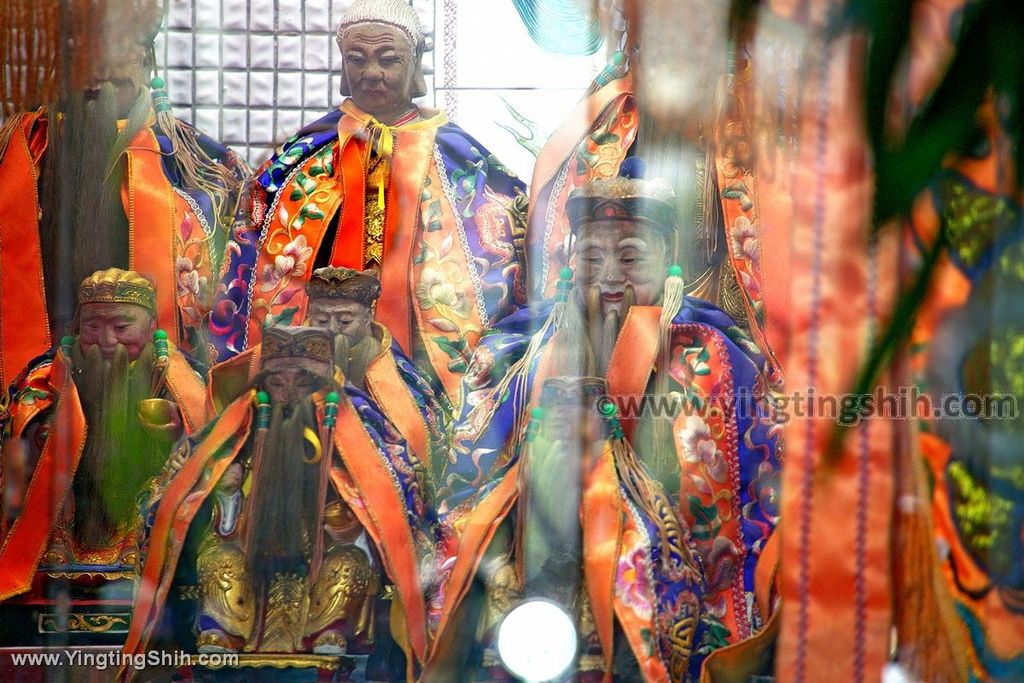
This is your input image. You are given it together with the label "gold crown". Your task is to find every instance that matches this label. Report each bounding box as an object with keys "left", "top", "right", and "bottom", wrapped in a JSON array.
[
  {"left": 78, "top": 268, "right": 156, "bottom": 312},
  {"left": 262, "top": 327, "right": 335, "bottom": 365},
  {"left": 308, "top": 267, "right": 382, "bottom": 306}
]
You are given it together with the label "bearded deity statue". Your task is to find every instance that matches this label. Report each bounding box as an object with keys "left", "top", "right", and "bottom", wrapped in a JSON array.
[
  {"left": 0, "top": 268, "right": 207, "bottom": 646},
  {"left": 428, "top": 169, "right": 783, "bottom": 680},
  {"left": 0, "top": 0, "right": 250, "bottom": 383},
  {"left": 124, "top": 326, "right": 439, "bottom": 679},
  {"left": 209, "top": 266, "right": 449, "bottom": 476},
  {"left": 212, "top": 0, "right": 528, "bottom": 404}
]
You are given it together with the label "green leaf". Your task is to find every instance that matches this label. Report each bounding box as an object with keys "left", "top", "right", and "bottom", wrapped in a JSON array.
[
  {"left": 447, "top": 359, "right": 469, "bottom": 374},
  {"left": 16, "top": 388, "right": 48, "bottom": 405},
  {"left": 433, "top": 337, "right": 464, "bottom": 359},
  {"left": 300, "top": 204, "right": 326, "bottom": 221},
  {"left": 590, "top": 131, "right": 620, "bottom": 146},
  {"left": 425, "top": 201, "right": 443, "bottom": 232},
  {"left": 289, "top": 187, "right": 303, "bottom": 201},
  {"left": 871, "top": 2, "right": 992, "bottom": 224},
  {"left": 266, "top": 306, "right": 300, "bottom": 327}
]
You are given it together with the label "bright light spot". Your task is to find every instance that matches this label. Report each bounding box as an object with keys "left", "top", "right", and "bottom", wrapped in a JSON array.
[
  {"left": 882, "top": 663, "right": 919, "bottom": 683},
  {"left": 497, "top": 599, "right": 577, "bottom": 681}
]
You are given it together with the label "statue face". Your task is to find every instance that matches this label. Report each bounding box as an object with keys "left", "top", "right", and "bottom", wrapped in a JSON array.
[
  {"left": 340, "top": 23, "right": 417, "bottom": 121},
  {"left": 78, "top": 302, "right": 155, "bottom": 360},
  {"left": 574, "top": 220, "right": 669, "bottom": 318},
  {"left": 261, "top": 357, "right": 332, "bottom": 404},
  {"left": 87, "top": 38, "right": 149, "bottom": 118},
  {"left": 305, "top": 298, "right": 374, "bottom": 344}
]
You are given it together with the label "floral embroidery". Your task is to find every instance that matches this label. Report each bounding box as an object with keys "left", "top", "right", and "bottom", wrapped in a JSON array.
[
  {"left": 173, "top": 210, "right": 216, "bottom": 353},
  {"left": 176, "top": 256, "right": 206, "bottom": 298},
  {"left": 729, "top": 215, "right": 760, "bottom": 264},
  {"left": 677, "top": 415, "right": 727, "bottom": 483},
  {"left": 617, "top": 541, "right": 655, "bottom": 620},
  {"left": 260, "top": 234, "right": 313, "bottom": 293},
  {"left": 416, "top": 267, "right": 472, "bottom": 326}
]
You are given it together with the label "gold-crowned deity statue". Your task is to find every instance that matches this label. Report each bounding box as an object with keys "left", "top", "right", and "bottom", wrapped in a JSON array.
[{"left": 0, "top": 268, "right": 206, "bottom": 646}]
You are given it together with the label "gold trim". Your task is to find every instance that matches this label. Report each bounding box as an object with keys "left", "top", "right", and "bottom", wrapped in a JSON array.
[
  {"left": 42, "top": 570, "right": 135, "bottom": 581},
  {"left": 201, "top": 654, "right": 346, "bottom": 670},
  {"left": 38, "top": 612, "right": 131, "bottom": 634}
]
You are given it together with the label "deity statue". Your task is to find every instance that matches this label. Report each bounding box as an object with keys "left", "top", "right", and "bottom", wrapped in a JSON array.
[
  {"left": 212, "top": 0, "right": 528, "bottom": 403},
  {"left": 429, "top": 170, "right": 782, "bottom": 680},
  {"left": 527, "top": 25, "right": 785, "bottom": 381},
  {"left": 0, "top": 0, "right": 250, "bottom": 384},
  {"left": 124, "top": 326, "right": 439, "bottom": 678},
  {"left": 209, "top": 266, "right": 449, "bottom": 475},
  {"left": 0, "top": 268, "right": 207, "bottom": 645}
]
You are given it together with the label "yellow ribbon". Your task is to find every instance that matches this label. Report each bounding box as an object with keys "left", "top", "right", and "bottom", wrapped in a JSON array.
[{"left": 366, "top": 117, "right": 396, "bottom": 210}]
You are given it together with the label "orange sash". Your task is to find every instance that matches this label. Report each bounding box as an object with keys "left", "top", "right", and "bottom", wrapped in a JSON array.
[
  {"left": 375, "top": 128, "right": 435, "bottom": 356},
  {"left": 425, "top": 466, "right": 522, "bottom": 667},
  {"left": 329, "top": 105, "right": 440, "bottom": 356},
  {"left": 330, "top": 392, "right": 429, "bottom": 662},
  {"left": 123, "top": 128, "right": 180, "bottom": 345},
  {"left": 330, "top": 117, "right": 367, "bottom": 268},
  {"left": 364, "top": 332, "right": 431, "bottom": 469},
  {"left": 776, "top": 39, "right": 897, "bottom": 682},
  {"left": 606, "top": 306, "right": 661, "bottom": 442},
  {"left": 123, "top": 395, "right": 253, "bottom": 662},
  {"left": 0, "top": 112, "right": 50, "bottom": 388},
  {"left": 165, "top": 347, "right": 209, "bottom": 432},
  {"left": 582, "top": 441, "right": 623, "bottom": 681},
  {"left": 0, "top": 352, "right": 85, "bottom": 600}
]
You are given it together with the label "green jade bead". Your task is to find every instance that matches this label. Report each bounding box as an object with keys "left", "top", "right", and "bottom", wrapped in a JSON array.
[{"left": 599, "top": 400, "right": 617, "bottom": 418}]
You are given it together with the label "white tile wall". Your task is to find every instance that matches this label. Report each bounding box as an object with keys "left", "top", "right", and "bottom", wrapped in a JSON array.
[
  {"left": 156, "top": 0, "right": 606, "bottom": 180},
  {"left": 160, "top": 0, "right": 410, "bottom": 164}
]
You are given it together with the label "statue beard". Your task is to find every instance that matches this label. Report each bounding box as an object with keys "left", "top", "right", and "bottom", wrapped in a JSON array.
[
  {"left": 37, "top": 85, "right": 151, "bottom": 332},
  {"left": 331, "top": 330, "right": 378, "bottom": 389},
  {"left": 70, "top": 342, "right": 166, "bottom": 549},
  {"left": 245, "top": 399, "right": 323, "bottom": 591},
  {"left": 522, "top": 428, "right": 584, "bottom": 599}
]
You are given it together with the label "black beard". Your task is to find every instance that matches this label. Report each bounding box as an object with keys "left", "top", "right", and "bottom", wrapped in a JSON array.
[
  {"left": 246, "top": 398, "right": 323, "bottom": 590},
  {"left": 37, "top": 85, "right": 150, "bottom": 333},
  {"left": 70, "top": 341, "right": 166, "bottom": 549}
]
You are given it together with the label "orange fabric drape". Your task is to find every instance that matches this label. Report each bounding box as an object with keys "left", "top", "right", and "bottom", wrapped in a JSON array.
[
  {"left": 775, "top": 36, "right": 900, "bottom": 683},
  {"left": 0, "top": 352, "right": 84, "bottom": 600},
  {"left": 123, "top": 127, "right": 180, "bottom": 345},
  {"left": 0, "top": 112, "right": 50, "bottom": 388}
]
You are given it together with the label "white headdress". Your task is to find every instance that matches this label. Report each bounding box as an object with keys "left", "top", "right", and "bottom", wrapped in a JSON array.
[{"left": 337, "top": 0, "right": 424, "bottom": 49}]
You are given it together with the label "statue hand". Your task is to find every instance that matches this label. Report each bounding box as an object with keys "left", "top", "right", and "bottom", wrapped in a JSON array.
[
  {"left": 217, "top": 463, "right": 244, "bottom": 495},
  {"left": 168, "top": 445, "right": 189, "bottom": 475}
]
